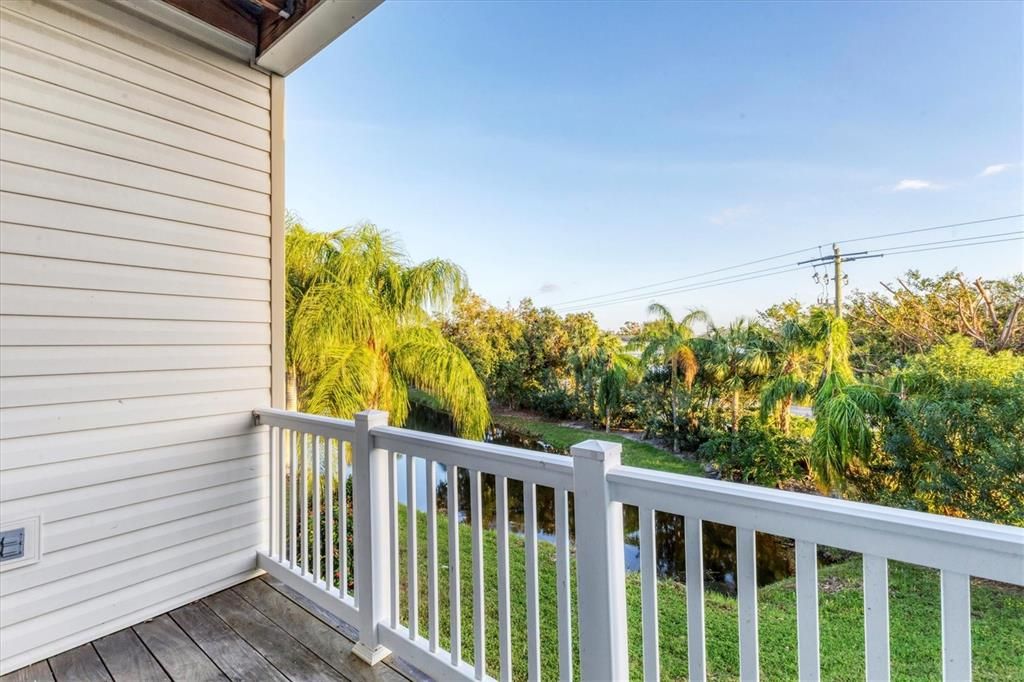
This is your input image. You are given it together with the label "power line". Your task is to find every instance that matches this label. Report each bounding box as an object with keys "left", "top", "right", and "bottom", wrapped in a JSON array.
[
  {"left": 555, "top": 229, "right": 1023, "bottom": 313},
  {"left": 867, "top": 230, "right": 1023, "bottom": 254},
  {"left": 549, "top": 213, "right": 1023, "bottom": 309},
  {"left": 872, "top": 235, "right": 1023, "bottom": 259},
  {"left": 558, "top": 265, "right": 811, "bottom": 312},
  {"left": 558, "top": 261, "right": 809, "bottom": 311},
  {"left": 560, "top": 261, "right": 805, "bottom": 310},
  {"left": 834, "top": 214, "right": 1023, "bottom": 246},
  {"left": 547, "top": 245, "right": 820, "bottom": 307}
]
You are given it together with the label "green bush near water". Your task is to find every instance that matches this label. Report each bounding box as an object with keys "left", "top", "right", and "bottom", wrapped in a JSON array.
[{"left": 393, "top": 505, "right": 1024, "bottom": 681}]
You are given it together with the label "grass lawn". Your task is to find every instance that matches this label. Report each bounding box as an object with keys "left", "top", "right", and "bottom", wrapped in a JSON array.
[
  {"left": 395, "top": 505, "right": 1024, "bottom": 681},
  {"left": 493, "top": 414, "right": 704, "bottom": 476}
]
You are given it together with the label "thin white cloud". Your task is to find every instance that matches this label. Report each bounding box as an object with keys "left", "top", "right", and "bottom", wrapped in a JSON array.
[
  {"left": 710, "top": 204, "right": 753, "bottom": 225},
  {"left": 539, "top": 282, "right": 560, "bottom": 294},
  {"left": 980, "top": 163, "right": 1013, "bottom": 177},
  {"left": 892, "top": 179, "right": 941, "bottom": 191}
]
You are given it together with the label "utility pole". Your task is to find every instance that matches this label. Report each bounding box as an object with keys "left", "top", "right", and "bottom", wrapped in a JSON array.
[
  {"left": 799, "top": 245, "right": 883, "bottom": 316},
  {"left": 833, "top": 243, "right": 842, "bottom": 318}
]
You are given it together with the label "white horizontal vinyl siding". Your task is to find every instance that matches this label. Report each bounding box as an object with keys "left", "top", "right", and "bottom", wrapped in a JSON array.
[{"left": 0, "top": 0, "right": 272, "bottom": 673}]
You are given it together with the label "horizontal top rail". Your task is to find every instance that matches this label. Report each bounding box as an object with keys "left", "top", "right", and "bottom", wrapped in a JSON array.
[
  {"left": 253, "top": 407, "right": 356, "bottom": 439},
  {"left": 371, "top": 426, "right": 575, "bottom": 490},
  {"left": 609, "top": 466, "right": 1024, "bottom": 585}
]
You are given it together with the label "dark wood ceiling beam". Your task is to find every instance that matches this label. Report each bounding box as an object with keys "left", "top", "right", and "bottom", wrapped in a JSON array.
[
  {"left": 160, "top": 0, "right": 259, "bottom": 45},
  {"left": 258, "top": 0, "right": 320, "bottom": 55},
  {"left": 249, "top": 0, "right": 287, "bottom": 14}
]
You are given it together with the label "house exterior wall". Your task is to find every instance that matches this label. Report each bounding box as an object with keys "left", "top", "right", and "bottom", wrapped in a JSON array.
[{"left": 0, "top": 0, "right": 274, "bottom": 672}]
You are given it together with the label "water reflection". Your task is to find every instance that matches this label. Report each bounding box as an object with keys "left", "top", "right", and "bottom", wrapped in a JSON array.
[{"left": 394, "top": 404, "right": 798, "bottom": 593}]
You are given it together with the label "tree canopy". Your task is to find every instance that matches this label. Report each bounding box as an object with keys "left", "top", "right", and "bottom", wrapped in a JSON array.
[{"left": 286, "top": 220, "right": 489, "bottom": 438}]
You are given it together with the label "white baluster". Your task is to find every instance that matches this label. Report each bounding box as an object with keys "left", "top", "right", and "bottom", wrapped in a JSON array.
[
  {"left": 470, "top": 470, "right": 485, "bottom": 680},
  {"left": 639, "top": 505, "right": 659, "bottom": 682},
  {"left": 313, "top": 435, "right": 321, "bottom": 584},
  {"left": 389, "top": 451, "right": 399, "bottom": 629},
  {"left": 268, "top": 425, "right": 276, "bottom": 557},
  {"left": 290, "top": 429, "right": 297, "bottom": 569},
  {"left": 736, "top": 527, "right": 759, "bottom": 682},
  {"left": 863, "top": 555, "right": 890, "bottom": 682},
  {"left": 407, "top": 454, "right": 418, "bottom": 640},
  {"left": 554, "top": 486, "right": 573, "bottom": 682},
  {"left": 325, "top": 439, "right": 334, "bottom": 592},
  {"left": 523, "top": 482, "right": 541, "bottom": 682},
  {"left": 278, "top": 427, "right": 286, "bottom": 562},
  {"left": 496, "top": 475, "right": 512, "bottom": 682},
  {"left": 448, "top": 464, "right": 462, "bottom": 666},
  {"left": 426, "top": 459, "right": 439, "bottom": 652},
  {"left": 301, "top": 433, "right": 309, "bottom": 574},
  {"left": 340, "top": 441, "right": 349, "bottom": 598},
  {"left": 940, "top": 571, "right": 971, "bottom": 681},
  {"left": 685, "top": 517, "right": 706, "bottom": 682},
  {"left": 796, "top": 540, "right": 820, "bottom": 682}
]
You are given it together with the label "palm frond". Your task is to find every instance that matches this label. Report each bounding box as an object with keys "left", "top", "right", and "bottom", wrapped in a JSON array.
[
  {"left": 305, "top": 343, "right": 378, "bottom": 418},
  {"left": 402, "top": 258, "right": 468, "bottom": 315},
  {"left": 391, "top": 326, "right": 490, "bottom": 439},
  {"left": 810, "top": 390, "right": 874, "bottom": 487},
  {"left": 646, "top": 302, "right": 676, "bottom": 326},
  {"left": 679, "top": 307, "right": 713, "bottom": 331}
]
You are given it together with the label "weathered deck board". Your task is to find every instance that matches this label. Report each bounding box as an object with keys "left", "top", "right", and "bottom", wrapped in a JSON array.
[
  {"left": 93, "top": 628, "right": 170, "bottom": 682},
  {"left": 257, "top": 575, "right": 431, "bottom": 682},
  {"left": 169, "top": 601, "right": 289, "bottom": 682},
  {"left": 134, "top": 615, "right": 227, "bottom": 682},
  {"left": 0, "top": 661, "right": 53, "bottom": 682},
  {"left": 201, "top": 589, "right": 345, "bottom": 681},
  {"left": 47, "top": 644, "right": 111, "bottom": 682},
  {"left": 2, "top": 577, "right": 426, "bottom": 682},
  {"left": 234, "top": 579, "right": 407, "bottom": 682}
]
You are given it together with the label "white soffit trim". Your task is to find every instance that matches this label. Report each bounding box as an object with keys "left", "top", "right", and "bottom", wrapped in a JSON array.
[
  {"left": 111, "top": 0, "right": 255, "bottom": 62},
  {"left": 256, "top": 0, "right": 383, "bottom": 76}
]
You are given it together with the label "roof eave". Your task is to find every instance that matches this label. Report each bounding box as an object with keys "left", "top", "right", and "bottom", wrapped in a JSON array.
[
  {"left": 256, "top": 0, "right": 382, "bottom": 76},
  {"left": 114, "top": 0, "right": 256, "bottom": 63}
]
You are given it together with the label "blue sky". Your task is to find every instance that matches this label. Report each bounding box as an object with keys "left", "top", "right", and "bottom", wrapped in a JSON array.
[{"left": 286, "top": 0, "right": 1023, "bottom": 328}]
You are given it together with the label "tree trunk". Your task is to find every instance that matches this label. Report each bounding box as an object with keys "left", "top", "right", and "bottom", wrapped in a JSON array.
[
  {"left": 605, "top": 406, "right": 611, "bottom": 433},
  {"left": 781, "top": 394, "right": 793, "bottom": 434},
  {"left": 587, "top": 377, "right": 596, "bottom": 422},
  {"left": 671, "top": 362, "right": 679, "bottom": 453},
  {"left": 731, "top": 389, "right": 740, "bottom": 432},
  {"left": 286, "top": 367, "right": 298, "bottom": 412}
]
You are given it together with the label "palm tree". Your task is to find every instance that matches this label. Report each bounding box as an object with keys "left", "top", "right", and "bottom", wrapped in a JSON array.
[
  {"left": 636, "top": 304, "right": 711, "bottom": 452},
  {"left": 758, "top": 317, "right": 817, "bottom": 434},
  {"left": 804, "top": 308, "right": 884, "bottom": 488},
  {"left": 703, "top": 319, "right": 772, "bottom": 432},
  {"left": 595, "top": 338, "right": 638, "bottom": 432},
  {"left": 285, "top": 220, "right": 489, "bottom": 439}
]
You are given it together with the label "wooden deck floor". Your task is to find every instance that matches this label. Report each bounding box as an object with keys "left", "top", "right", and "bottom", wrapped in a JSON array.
[{"left": 2, "top": 575, "right": 427, "bottom": 682}]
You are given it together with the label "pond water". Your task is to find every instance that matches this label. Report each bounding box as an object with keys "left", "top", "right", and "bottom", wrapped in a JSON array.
[{"left": 398, "top": 403, "right": 798, "bottom": 593}]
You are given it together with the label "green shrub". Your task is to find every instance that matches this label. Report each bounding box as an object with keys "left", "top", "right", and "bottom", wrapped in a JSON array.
[
  {"left": 528, "top": 388, "right": 578, "bottom": 419},
  {"left": 696, "top": 417, "right": 809, "bottom": 485},
  {"left": 873, "top": 336, "right": 1024, "bottom": 524}
]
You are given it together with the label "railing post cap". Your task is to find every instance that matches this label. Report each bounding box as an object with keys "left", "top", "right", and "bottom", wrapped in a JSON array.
[
  {"left": 354, "top": 409, "right": 389, "bottom": 425},
  {"left": 570, "top": 439, "right": 622, "bottom": 463}
]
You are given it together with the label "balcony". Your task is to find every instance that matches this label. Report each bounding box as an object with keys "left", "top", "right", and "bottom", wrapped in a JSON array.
[
  {"left": 245, "top": 408, "right": 1020, "bottom": 682},
  {"left": 3, "top": 406, "right": 1021, "bottom": 682}
]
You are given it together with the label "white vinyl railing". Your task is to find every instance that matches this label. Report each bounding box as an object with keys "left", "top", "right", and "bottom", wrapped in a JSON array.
[{"left": 253, "top": 407, "right": 1024, "bottom": 682}]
